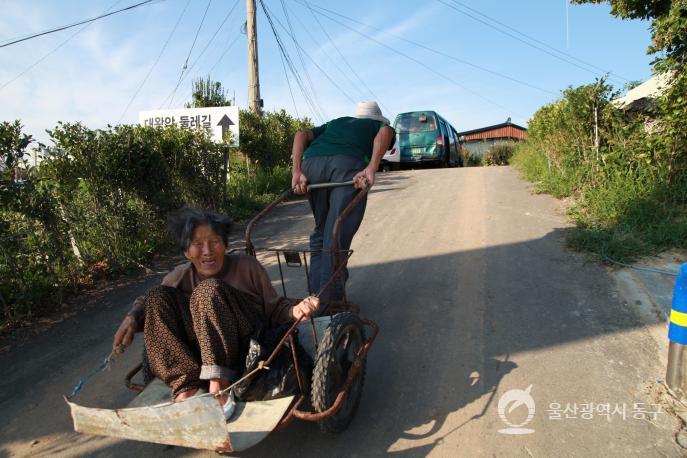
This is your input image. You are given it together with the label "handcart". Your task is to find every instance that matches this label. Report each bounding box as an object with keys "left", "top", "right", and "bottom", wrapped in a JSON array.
[{"left": 65, "top": 181, "right": 379, "bottom": 453}]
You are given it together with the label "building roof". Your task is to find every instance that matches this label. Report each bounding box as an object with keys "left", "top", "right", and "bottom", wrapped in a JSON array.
[
  {"left": 457, "top": 119, "right": 527, "bottom": 137},
  {"left": 613, "top": 72, "right": 672, "bottom": 109}
]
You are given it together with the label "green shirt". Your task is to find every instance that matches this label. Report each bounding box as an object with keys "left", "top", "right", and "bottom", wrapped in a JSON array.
[{"left": 302, "top": 117, "right": 394, "bottom": 163}]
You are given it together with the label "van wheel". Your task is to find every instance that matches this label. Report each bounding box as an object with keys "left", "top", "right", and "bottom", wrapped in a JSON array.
[{"left": 380, "top": 163, "right": 391, "bottom": 173}]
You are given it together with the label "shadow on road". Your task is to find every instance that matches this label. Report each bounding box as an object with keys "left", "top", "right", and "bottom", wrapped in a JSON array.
[{"left": 0, "top": 181, "right": 658, "bottom": 456}]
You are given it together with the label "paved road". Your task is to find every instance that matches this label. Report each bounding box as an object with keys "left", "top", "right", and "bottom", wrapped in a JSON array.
[{"left": 0, "top": 167, "right": 680, "bottom": 456}]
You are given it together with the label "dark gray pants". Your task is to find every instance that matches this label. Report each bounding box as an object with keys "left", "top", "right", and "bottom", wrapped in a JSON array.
[{"left": 301, "top": 155, "right": 367, "bottom": 301}]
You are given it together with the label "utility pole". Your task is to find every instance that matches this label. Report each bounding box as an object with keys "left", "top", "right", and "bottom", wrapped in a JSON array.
[{"left": 246, "top": 0, "right": 262, "bottom": 115}]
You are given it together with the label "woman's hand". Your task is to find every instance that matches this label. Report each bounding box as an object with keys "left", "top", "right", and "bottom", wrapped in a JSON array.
[
  {"left": 113, "top": 315, "right": 138, "bottom": 353},
  {"left": 291, "top": 296, "right": 320, "bottom": 320}
]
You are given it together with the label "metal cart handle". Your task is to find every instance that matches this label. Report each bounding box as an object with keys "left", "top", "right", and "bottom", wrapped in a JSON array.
[
  {"left": 306, "top": 180, "right": 355, "bottom": 190},
  {"left": 244, "top": 180, "right": 369, "bottom": 256}
]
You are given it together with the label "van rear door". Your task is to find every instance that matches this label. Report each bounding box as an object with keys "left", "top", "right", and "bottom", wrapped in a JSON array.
[{"left": 395, "top": 113, "right": 438, "bottom": 161}]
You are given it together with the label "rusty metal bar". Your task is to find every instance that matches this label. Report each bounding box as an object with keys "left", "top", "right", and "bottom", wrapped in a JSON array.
[
  {"left": 125, "top": 363, "right": 145, "bottom": 392},
  {"left": 290, "top": 318, "right": 379, "bottom": 422},
  {"left": 275, "top": 251, "right": 287, "bottom": 297},
  {"left": 309, "top": 317, "right": 318, "bottom": 347},
  {"left": 288, "top": 334, "right": 304, "bottom": 395},
  {"left": 244, "top": 188, "right": 292, "bottom": 256},
  {"left": 330, "top": 183, "right": 370, "bottom": 299},
  {"left": 264, "top": 316, "right": 304, "bottom": 367},
  {"left": 274, "top": 395, "right": 306, "bottom": 432},
  {"left": 303, "top": 252, "right": 311, "bottom": 295}
]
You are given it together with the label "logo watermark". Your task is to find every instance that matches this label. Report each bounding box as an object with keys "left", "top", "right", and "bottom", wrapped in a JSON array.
[
  {"left": 496, "top": 384, "right": 664, "bottom": 435},
  {"left": 497, "top": 385, "right": 536, "bottom": 435}
]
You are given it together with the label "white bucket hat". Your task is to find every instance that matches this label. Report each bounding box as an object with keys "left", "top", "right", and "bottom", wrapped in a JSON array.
[{"left": 353, "top": 101, "right": 390, "bottom": 125}]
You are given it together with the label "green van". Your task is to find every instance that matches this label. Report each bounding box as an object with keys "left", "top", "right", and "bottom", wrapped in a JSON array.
[{"left": 391, "top": 110, "right": 462, "bottom": 168}]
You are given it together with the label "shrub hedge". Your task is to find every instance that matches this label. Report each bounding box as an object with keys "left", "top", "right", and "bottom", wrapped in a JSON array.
[{"left": 0, "top": 109, "right": 309, "bottom": 326}]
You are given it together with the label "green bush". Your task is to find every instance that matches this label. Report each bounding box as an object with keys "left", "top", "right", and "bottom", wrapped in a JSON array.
[
  {"left": 238, "top": 109, "right": 312, "bottom": 168},
  {"left": 483, "top": 142, "right": 516, "bottom": 166},
  {"left": 226, "top": 163, "right": 292, "bottom": 221},
  {"left": 460, "top": 145, "right": 483, "bottom": 167},
  {"left": 511, "top": 77, "right": 687, "bottom": 261},
  {"left": 0, "top": 122, "right": 230, "bottom": 325},
  {"left": 0, "top": 110, "right": 313, "bottom": 326}
]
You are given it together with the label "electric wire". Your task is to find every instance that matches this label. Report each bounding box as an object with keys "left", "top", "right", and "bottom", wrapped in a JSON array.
[
  {"left": 287, "top": 6, "right": 364, "bottom": 101},
  {"left": 297, "top": 0, "right": 557, "bottom": 97},
  {"left": 206, "top": 28, "right": 243, "bottom": 76},
  {"left": 176, "top": 0, "right": 239, "bottom": 102},
  {"left": 164, "top": 0, "right": 212, "bottom": 108},
  {"left": 279, "top": 0, "right": 325, "bottom": 117},
  {"left": 278, "top": 44, "right": 300, "bottom": 118},
  {"left": 265, "top": 3, "right": 357, "bottom": 106},
  {"left": 0, "top": 1, "right": 123, "bottom": 92},
  {"left": 298, "top": 0, "right": 391, "bottom": 114},
  {"left": 448, "top": 0, "right": 631, "bottom": 82},
  {"left": 295, "top": 1, "right": 526, "bottom": 120},
  {"left": 0, "top": 0, "right": 159, "bottom": 49},
  {"left": 118, "top": 0, "right": 191, "bottom": 123},
  {"left": 260, "top": 0, "right": 326, "bottom": 119},
  {"left": 259, "top": 0, "right": 326, "bottom": 121},
  {"left": 161, "top": 0, "right": 240, "bottom": 108},
  {"left": 438, "top": 0, "right": 629, "bottom": 84}
]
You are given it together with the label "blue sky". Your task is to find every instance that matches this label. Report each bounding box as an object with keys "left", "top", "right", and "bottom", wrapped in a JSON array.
[{"left": 0, "top": 0, "right": 655, "bottom": 144}]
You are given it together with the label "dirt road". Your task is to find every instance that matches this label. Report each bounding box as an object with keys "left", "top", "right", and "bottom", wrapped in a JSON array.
[{"left": 0, "top": 167, "right": 680, "bottom": 456}]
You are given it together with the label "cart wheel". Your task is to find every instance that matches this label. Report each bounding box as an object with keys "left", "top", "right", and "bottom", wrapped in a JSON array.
[{"left": 311, "top": 312, "right": 366, "bottom": 434}]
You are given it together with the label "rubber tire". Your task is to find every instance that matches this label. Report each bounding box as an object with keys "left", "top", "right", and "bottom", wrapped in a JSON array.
[{"left": 311, "top": 312, "right": 367, "bottom": 434}]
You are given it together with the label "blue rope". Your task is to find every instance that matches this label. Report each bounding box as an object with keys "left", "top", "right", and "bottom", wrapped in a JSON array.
[{"left": 69, "top": 351, "right": 117, "bottom": 399}]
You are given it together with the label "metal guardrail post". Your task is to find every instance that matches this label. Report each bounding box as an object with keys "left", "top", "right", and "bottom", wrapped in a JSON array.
[{"left": 666, "top": 263, "right": 687, "bottom": 398}]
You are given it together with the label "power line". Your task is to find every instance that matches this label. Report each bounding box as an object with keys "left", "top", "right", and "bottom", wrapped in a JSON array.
[
  {"left": 118, "top": 0, "right": 191, "bottom": 123},
  {"left": 297, "top": 2, "right": 526, "bottom": 119},
  {"left": 0, "top": 0, "right": 159, "bottom": 49},
  {"left": 259, "top": 0, "right": 326, "bottom": 121},
  {"left": 298, "top": 0, "right": 391, "bottom": 113},
  {"left": 277, "top": 42, "right": 300, "bottom": 118},
  {"left": 297, "top": 0, "right": 557, "bottom": 97},
  {"left": 206, "top": 28, "right": 243, "bottom": 76},
  {"left": 0, "top": 0, "right": 123, "bottom": 92},
  {"left": 438, "top": 0, "right": 629, "bottom": 84},
  {"left": 278, "top": 0, "right": 325, "bottom": 117},
  {"left": 166, "top": 0, "right": 240, "bottom": 106},
  {"left": 449, "top": 0, "right": 630, "bottom": 82},
  {"left": 267, "top": 5, "right": 357, "bottom": 106},
  {"left": 165, "top": 0, "right": 212, "bottom": 108}
]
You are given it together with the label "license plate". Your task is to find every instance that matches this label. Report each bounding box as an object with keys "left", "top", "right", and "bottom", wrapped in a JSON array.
[{"left": 411, "top": 147, "right": 424, "bottom": 156}]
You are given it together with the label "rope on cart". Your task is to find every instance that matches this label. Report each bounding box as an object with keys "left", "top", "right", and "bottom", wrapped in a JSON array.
[{"left": 68, "top": 348, "right": 119, "bottom": 399}]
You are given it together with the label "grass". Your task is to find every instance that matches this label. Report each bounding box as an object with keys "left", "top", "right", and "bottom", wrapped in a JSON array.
[
  {"left": 511, "top": 144, "right": 687, "bottom": 262},
  {"left": 225, "top": 163, "right": 292, "bottom": 221}
]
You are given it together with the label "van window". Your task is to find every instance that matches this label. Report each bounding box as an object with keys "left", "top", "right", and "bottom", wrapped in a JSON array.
[{"left": 395, "top": 113, "right": 437, "bottom": 133}]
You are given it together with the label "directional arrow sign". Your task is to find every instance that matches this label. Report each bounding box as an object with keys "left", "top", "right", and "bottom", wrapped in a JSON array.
[
  {"left": 217, "top": 114, "right": 235, "bottom": 142},
  {"left": 139, "top": 106, "right": 239, "bottom": 146}
]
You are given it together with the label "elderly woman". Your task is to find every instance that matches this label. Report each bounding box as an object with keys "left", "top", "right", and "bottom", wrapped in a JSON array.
[{"left": 112, "top": 208, "right": 319, "bottom": 409}]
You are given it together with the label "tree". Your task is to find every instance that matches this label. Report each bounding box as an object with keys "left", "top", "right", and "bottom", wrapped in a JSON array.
[
  {"left": 185, "top": 75, "right": 232, "bottom": 108},
  {"left": 571, "top": 0, "right": 670, "bottom": 19}
]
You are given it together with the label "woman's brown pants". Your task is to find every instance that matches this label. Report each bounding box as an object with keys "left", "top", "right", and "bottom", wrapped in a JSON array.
[{"left": 142, "top": 279, "right": 258, "bottom": 397}]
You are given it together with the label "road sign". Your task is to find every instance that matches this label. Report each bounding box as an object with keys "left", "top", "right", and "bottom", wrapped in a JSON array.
[{"left": 138, "top": 106, "right": 239, "bottom": 145}]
